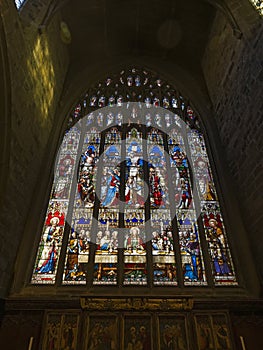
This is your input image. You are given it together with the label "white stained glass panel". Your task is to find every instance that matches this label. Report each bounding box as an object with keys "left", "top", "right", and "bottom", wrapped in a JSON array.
[
  {"left": 15, "top": 0, "right": 26, "bottom": 9},
  {"left": 250, "top": 0, "right": 263, "bottom": 15}
]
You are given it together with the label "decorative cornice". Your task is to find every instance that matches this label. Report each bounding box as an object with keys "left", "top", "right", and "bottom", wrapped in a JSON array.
[
  {"left": 80, "top": 297, "right": 194, "bottom": 311},
  {"left": 4, "top": 296, "right": 263, "bottom": 313}
]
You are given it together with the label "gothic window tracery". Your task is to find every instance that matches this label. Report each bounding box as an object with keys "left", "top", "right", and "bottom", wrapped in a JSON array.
[{"left": 31, "top": 68, "right": 237, "bottom": 288}]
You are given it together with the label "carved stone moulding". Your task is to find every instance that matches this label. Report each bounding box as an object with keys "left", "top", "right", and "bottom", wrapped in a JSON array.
[{"left": 80, "top": 296, "right": 194, "bottom": 311}]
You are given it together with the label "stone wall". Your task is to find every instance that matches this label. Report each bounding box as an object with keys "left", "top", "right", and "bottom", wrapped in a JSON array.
[
  {"left": 202, "top": 3, "right": 263, "bottom": 282},
  {"left": 0, "top": 0, "right": 69, "bottom": 297}
]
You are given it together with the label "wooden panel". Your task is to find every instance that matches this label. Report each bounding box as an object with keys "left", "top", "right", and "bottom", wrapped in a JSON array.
[
  {"left": 194, "top": 313, "right": 234, "bottom": 350},
  {"left": 158, "top": 314, "right": 189, "bottom": 350},
  {"left": 123, "top": 314, "right": 152, "bottom": 350},
  {"left": 86, "top": 315, "right": 118, "bottom": 350},
  {"left": 41, "top": 312, "right": 80, "bottom": 350}
]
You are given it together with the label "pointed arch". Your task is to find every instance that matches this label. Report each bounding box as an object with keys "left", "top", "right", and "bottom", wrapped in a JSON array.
[{"left": 31, "top": 68, "right": 237, "bottom": 289}]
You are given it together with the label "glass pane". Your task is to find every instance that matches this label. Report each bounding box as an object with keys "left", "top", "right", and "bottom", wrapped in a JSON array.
[
  {"left": 76, "top": 130, "right": 100, "bottom": 209},
  {"left": 94, "top": 209, "right": 119, "bottom": 285},
  {"left": 188, "top": 130, "right": 237, "bottom": 285},
  {"left": 124, "top": 210, "right": 147, "bottom": 285},
  {"left": 62, "top": 209, "right": 92, "bottom": 284},
  {"left": 148, "top": 128, "right": 169, "bottom": 208},
  {"left": 94, "top": 228, "right": 118, "bottom": 285},
  {"left": 32, "top": 69, "right": 238, "bottom": 290},
  {"left": 125, "top": 128, "right": 145, "bottom": 209},
  {"left": 151, "top": 209, "right": 177, "bottom": 285},
  {"left": 169, "top": 127, "right": 207, "bottom": 285},
  {"left": 177, "top": 210, "right": 206, "bottom": 285},
  {"left": 32, "top": 127, "right": 81, "bottom": 284}
]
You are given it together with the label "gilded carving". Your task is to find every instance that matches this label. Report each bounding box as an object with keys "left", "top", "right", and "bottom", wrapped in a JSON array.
[{"left": 80, "top": 297, "right": 193, "bottom": 311}]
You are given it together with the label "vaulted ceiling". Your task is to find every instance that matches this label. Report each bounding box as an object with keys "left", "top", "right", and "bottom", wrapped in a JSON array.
[{"left": 59, "top": 0, "right": 216, "bottom": 77}]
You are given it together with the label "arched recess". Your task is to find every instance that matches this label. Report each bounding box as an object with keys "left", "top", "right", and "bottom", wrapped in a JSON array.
[{"left": 11, "top": 61, "right": 260, "bottom": 294}]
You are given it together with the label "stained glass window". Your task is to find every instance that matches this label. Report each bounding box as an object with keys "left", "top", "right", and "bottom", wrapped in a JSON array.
[
  {"left": 14, "top": 0, "right": 26, "bottom": 9},
  {"left": 249, "top": 0, "right": 263, "bottom": 15},
  {"left": 31, "top": 68, "right": 237, "bottom": 288}
]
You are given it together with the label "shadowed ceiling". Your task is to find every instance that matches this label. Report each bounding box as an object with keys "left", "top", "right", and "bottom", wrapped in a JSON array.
[{"left": 59, "top": 0, "right": 216, "bottom": 76}]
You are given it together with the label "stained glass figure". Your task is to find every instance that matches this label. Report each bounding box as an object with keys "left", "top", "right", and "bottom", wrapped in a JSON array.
[
  {"left": 125, "top": 128, "right": 144, "bottom": 208},
  {"left": 151, "top": 210, "right": 177, "bottom": 285},
  {"left": 94, "top": 228, "right": 118, "bottom": 285},
  {"left": 32, "top": 125, "right": 81, "bottom": 284},
  {"left": 156, "top": 79, "right": 162, "bottom": 87},
  {"left": 106, "top": 78, "right": 112, "bottom": 86},
  {"left": 172, "top": 97, "right": 178, "bottom": 108},
  {"left": 84, "top": 112, "right": 92, "bottom": 125},
  {"left": 52, "top": 128, "right": 80, "bottom": 200},
  {"left": 117, "top": 96, "right": 123, "bottom": 106},
  {"left": 116, "top": 112, "right": 123, "bottom": 126},
  {"left": 187, "top": 129, "right": 236, "bottom": 284},
  {"left": 32, "top": 201, "right": 67, "bottom": 284},
  {"left": 202, "top": 204, "right": 236, "bottom": 284},
  {"left": 145, "top": 113, "right": 152, "bottom": 127},
  {"left": 76, "top": 134, "right": 99, "bottom": 208},
  {"left": 90, "top": 96, "right": 97, "bottom": 107},
  {"left": 154, "top": 113, "right": 162, "bottom": 127},
  {"left": 135, "top": 75, "right": 141, "bottom": 86},
  {"left": 95, "top": 208, "right": 119, "bottom": 283},
  {"left": 168, "top": 129, "right": 193, "bottom": 211},
  {"left": 100, "top": 167, "right": 120, "bottom": 208},
  {"left": 33, "top": 68, "right": 237, "bottom": 289},
  {"left": 124, "top": 210, "right": 147, "bottom": 285},
  {"left": 168, "top": 127, "right": 207, "bottom": 285},
  {"left": 164, "top": 113, "right": 171, "bottom": 128},
  {"left": 94, "top": 112, "right": 104, "bottom": 127},
  {"left": 106, "top": 112, "right": 114, "bottom": 126},
  {"left": 127, "top": 76, "right": 133, "bottom": 86},
  {"left": 73, "top": 104, "right": 81, "bottom": 119},
  {"left": 153, "top": 97, "right": 160, "bottom": 107},
  {"left": 145, "top": 97, "right": 151, "bottom": 108},
  {"left": 98, "top": 96, "right": 106, "bottom": 108},
  {"left": 62, "top": 209, "right": 92, "bottom": 284},
  {"left": 163, "top": 97, "right": 170, "bottom": 109},
  {"left": 177, "top": 210, "right": 206, "bottom": 285},
  {"left": 148, "top": 129, "right": 169, "bottom": 209}
]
